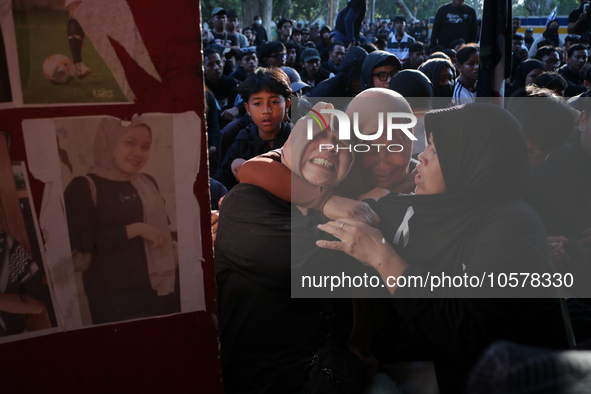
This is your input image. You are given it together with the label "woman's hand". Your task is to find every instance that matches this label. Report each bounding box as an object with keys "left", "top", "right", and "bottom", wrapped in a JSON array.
[
  {"left": 316, "top": 218, "right": 389, "bottom": 267},
  {"left": 322, "top": 195, "right": 380, "bottom": 227},
  {"left": 548, "top": 236, "right": 570, "bottom": 270},
  {"left": 316, "top": 219, "right": 408, "bottom": 294},
  {"left": 127, "top": 223, "right": 167, "bottom": 247}
]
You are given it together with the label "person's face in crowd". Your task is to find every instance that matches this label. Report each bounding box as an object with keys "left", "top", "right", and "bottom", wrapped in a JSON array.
[
  {"left": 239, "top": 52, "right": 258, "bottom": 75},
  {"left": 512, "top": 18, "right": 521, "bottom": 34},
  {"left": 394, "top": 20, "right": 405, "bottom": 35},
  {"left": 204, "top": 53, "right": 224, "bottom": 82},
  {"left": 524, "top": 68, "right": 543, "bottom": 86},
  {"left": 526, "top": 140, "right": 550, "bottom": 168},
  {"left": 286, "top": 48, "right": 297, "bottom": 67},
  {"left": 244, "top": 89, "right": 290, "bottom": 137},
  {"left": 292, "top": 31, "right": 302, "bottom": 43},
  {"left": 281, "top": 22, "right": 293, "bottom": 38},
  {"left": 303, "top": 58, "right": 320, "bottom": 77},
  {"left": 451, "top": 0, "right": 465, "bottom": 8},
  {"left": 415, "top": 134, "right": 446, "bottom": 194},
  {"left": 113, "top": 125, "right": 152, "bottom": 175},
  {"left": 302, "top": 31, "right": 310, "bottom": 42},
  {"left": 548, "top": 21, "right": 559, "bottom": 31},
  {"left": 518, "top": 48, "right": 529, "bottom": 61},
  {"left": 212, "top": 14, "right": 226, "bottom": 31},
  {"left": 388, "top": 22, "right": 394, "bottom": 30},
  {"left": 265, "top": 51, "right": 287, "bottom": 67},
  {"left": 541, "top": 51, "right": 560, "bottom": 71},
  {"left": 329, "top": 44, "right": 346, "bottom": 67},
  {"left": 301, "top": 130, "right": 352, "bottom": 188},
  {"left": 244, "top": 29, "right": 255, "bottom": 43},
  {"left": 439, "top": 66, "right": 454, "bottom": 86},
  {"left": 512, "top": 38, "right": 523, "bottom": 54},
  {"left": 457, "top": 52, "right": 479, "bottom": 82},
  {"left": 525, "top": 30, "right": 533, "bottom": 39},
  {"left": 568, "top": 49, "right": 588, "bottom": 72},
  {"left": 408, "top": 50, "right": 425, "bottom": 68},
  {"left": 254, "top": 17, "right": 262, "bottom": 25},
  {"left": 322, "top": 30, "right": 331, "bottom": 41},
  {"left": 369, "top": 23, "right": 375, "bottom": 31},
  {"left": 226, "top": 16, "right": 238, "bottom": 32},
  {"left": 359, "top": 134, "right": 408, "bottom": 189},
  {"left": 371, "top": 64, "right": 397, "bottom": 88}
]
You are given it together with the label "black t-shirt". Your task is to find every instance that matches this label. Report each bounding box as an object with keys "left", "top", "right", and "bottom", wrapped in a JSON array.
[{"left": 568, "top": 6, "right": 591, "bottom": 36}]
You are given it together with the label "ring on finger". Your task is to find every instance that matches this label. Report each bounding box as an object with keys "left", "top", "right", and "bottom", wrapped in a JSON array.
[{"left": 340, "top": 222, "right": 346, "bottom": 229}]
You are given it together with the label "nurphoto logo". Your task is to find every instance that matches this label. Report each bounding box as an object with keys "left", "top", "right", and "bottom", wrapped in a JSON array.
[{"left": 304, "top": 107, "right": 417, "bottom": 153}]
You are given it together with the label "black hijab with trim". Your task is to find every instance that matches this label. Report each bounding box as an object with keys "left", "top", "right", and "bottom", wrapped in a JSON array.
[{"left": 369, "top": 103, "right": 554, "bottom": 297}]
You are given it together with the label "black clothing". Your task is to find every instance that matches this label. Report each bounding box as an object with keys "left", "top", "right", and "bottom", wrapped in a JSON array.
[
  {"left": 215, "top": 184, "right": 353, "bottom": 393},
  {"left": 205, "top": 75, "right": 239, "bottom": 114},
  {"left": 431, "top": 2, "right": 478, "bottom": 49},
  {"left": 229, "top": 65, "right": 248, "bottom": 82},
  {"left": 320, "top": 59, "right": 338, "bottom": 75},
  {"left": 333, "top": 0, "right": 366, "bottom": 45},
  {"left": 365, "top": 104, "right": 567, "bottom": 392},
  {"left": 64, "top": 174, "right": 179, "bottom": 324},
  {"left": 252, "top": 23, "right": 268, "bottom": 46},
  {"left": 215, "top": 122, "right": 292, "bottom": 189},
  {"left": 299, "top": 67, "right": 330, "bottom": 91},
  {"left": 568, "top": 5, "right": 591, "bottom": 40},
  {"left": 557, "top": 64, "right": 586, "bottom": 97},
  {"left": 309, "top": 46, "right": 367, "bottom": 98},
  {"left": 209, "top": 30, "right": 239, "bottom": 48}
]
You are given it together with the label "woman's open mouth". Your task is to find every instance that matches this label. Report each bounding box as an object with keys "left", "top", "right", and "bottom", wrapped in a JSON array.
[{"left": 310, "top": 157, "right": 335, "bottom": 171}]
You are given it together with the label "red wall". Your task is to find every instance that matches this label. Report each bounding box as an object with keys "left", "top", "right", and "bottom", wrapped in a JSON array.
[{"left": 0, "top": 1, "right": 223, "bottom": 392}]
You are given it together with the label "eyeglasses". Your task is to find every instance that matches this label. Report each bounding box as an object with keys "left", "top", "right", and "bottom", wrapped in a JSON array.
[
  {"left": 240, "top": 46, "right": 257, "bottom": 53},
  {"left": 270, "top": 52, "right": 287, "bottom": 59},
  {"left": 371, "top": 70, "right": 397, "bottom": 81}
]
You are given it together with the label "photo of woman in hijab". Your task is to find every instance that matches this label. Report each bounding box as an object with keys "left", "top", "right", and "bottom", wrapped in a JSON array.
[{"left": 64, "top": 116, "right": 179, "bottom": 325}]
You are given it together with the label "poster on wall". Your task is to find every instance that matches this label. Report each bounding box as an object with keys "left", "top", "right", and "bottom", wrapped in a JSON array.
[
  {"left": 22, "top": 112, "right": 205, "bottom": 330},
  {"left": 0, "top": 133, "right": 60, "bottom": 343},
  {"left": 5, "top": 0, "right": 161, "bottom": 105}
]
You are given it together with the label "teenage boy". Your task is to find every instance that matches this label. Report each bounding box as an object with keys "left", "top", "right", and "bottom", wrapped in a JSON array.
[
  {"left": 558, "top": 43, "right": 588, "bottom": 97},
  {"left": 386, "top": 15, "right": 416, "bottom": 63},
  {"left": 203, "top": 47, "right": 240, "bottom": 126},
  {"left": 215, "top": 68, "right": 292, "bottom": 189},
  {"left": 403, "top": 42, "right": 425, "bottom": 69},
  {"left": 453, "top": 44, "right": 479, "bottom": 104},
  {"left": 229, "top": 47, "right": 258, "bottom": 82}
]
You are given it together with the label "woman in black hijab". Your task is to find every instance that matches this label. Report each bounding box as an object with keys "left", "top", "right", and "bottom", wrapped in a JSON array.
[{"left": 317, "top": 103, "right": 584, "bottom": 392}]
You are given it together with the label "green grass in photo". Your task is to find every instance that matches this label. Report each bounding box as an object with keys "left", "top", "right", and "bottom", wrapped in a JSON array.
[{"left": 13, "top": 9, "right": 128, "bottom": 104}]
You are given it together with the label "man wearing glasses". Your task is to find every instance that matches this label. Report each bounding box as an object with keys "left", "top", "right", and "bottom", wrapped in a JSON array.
[
  {"left": 230, "top": 47, "right": 258, "bottom": 82},
  {"left": 359, "top": 51, "right": 402, "bottom": 91},
  {"left": 535, "top": 46, "right": 561, "bottom": 72},
  {"left": 276, "top": 18, "right": 293, "bottom": 44},
  {"left": 259, "top": 41, "right": 287, "bottom": 67}
]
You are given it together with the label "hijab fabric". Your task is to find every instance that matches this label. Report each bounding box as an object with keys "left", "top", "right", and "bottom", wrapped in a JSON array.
[
  {"left": 371, "top": 104, "right": 545, "bottom": 293},
  {"left": 90, "top": 115, "right": 176, "bottom": 296}
]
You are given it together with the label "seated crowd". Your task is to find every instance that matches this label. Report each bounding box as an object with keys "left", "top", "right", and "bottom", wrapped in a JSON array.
[{"left": 205, "top": 8, "right": 591, "bottom": 394}]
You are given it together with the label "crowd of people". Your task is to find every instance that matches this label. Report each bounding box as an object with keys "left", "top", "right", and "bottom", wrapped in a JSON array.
[{"left": 205, "top": 1, "right": 591, "bottom": 393}]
